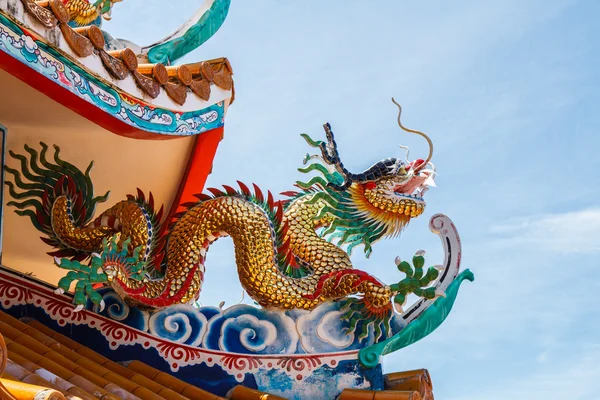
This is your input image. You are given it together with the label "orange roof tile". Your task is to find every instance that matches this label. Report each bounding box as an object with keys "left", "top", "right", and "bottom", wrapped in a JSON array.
[
  {"left": 383, "top": 370, "right": 434, "bottom": 400},
  {"left": 0, "top": 309, "right": 226, "bottom": 399},
  {"left": 226, "top": 385, "right": 286, "bottom": 400},
  {"left": 338, "top": 389, "right": 422, "bottom": 400},
  {"left": 0, "top": 309, "right": 436, "bottom": 400}
]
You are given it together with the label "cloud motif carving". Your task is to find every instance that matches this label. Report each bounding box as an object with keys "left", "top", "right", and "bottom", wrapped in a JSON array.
[
  {"left": 149, "top": 304, "right": 217, "bottom": 346},
  {"left": 204, "top": 305, "right": 298, "bottom": 354},
  {"left": 296, "top": 301, "right": 405, "bottom": 353},
  {"left": 219, "top": 314, "right": 277, "bottom": 352},
  {"left": 89, "top": 288, "right": 149, "bottom": 332},
  {"left": 88, "top": 289, "right": 406, "bottom": 354}
]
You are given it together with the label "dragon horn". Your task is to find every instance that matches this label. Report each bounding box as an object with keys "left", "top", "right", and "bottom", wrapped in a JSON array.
[{"left": 391, "top": 98, "right": 433, "bottom": 173}]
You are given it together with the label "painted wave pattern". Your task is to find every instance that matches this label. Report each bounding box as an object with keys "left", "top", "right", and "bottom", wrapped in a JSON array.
[
  {"left": 0, "top": 14, "right": 225, "bottom": 136},
  {"left": 88, "top": 288, "right": 405, "bottom": 354}
]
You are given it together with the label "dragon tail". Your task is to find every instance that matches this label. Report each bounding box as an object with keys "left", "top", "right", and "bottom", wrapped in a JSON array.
[{"left": 4, "top": 143, "right": 110, "bottom": 261}]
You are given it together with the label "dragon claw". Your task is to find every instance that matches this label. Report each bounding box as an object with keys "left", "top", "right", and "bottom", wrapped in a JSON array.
[
  {"left": 99, "top": 300, "right": 106, "bottom": 312},
  {"left": 54, "top": 288, "right": 65, "bottom": 295},
  {"left": 391, "top": 250, "right": 446, "bottom": 312},
  {"left": 340, "top": 298, "right": 393, "bottom": 341},
  {"left": 73, "top": 304, "right": 84, "bottom": 313}
]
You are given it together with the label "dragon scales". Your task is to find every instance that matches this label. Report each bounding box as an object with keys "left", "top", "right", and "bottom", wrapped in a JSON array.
[
  {"left": 62, "top": 0, "right": 123, "bottom": 26},
  {"left": 6, "top": 100, "right": 441, "bottom": 339}
]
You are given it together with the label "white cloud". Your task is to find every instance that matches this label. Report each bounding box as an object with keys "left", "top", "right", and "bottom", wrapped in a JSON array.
[{"left": 490, "top": 208, "right": 600, "bottom": 254}]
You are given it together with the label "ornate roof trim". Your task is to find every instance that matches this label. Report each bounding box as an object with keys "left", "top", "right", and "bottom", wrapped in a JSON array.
[
  {"left": 0, "top": 267, "right": 360, "bottom": 383},
  {"left": 0, "top": 0, "right": 234, "bottom": 138}
]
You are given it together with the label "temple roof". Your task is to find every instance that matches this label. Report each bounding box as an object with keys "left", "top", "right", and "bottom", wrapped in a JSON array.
[
  {"left": 0, "top": 0, "right": 234, "bottom": 138},
  {"left": 0, "top": 307, "right": 435, "bottom": 399},
  {"left": 0, "top": 310, "right": 226, "bottom": 399}
]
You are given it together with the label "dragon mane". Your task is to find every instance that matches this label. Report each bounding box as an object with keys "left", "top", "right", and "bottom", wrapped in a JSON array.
[{"left": 282, "top": 133, "right": 398, "bottom": 258}]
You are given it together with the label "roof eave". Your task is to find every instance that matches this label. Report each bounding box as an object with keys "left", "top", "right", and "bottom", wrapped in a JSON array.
[{"left": 0, "top": 0, "right": 234, "bottom": 139}]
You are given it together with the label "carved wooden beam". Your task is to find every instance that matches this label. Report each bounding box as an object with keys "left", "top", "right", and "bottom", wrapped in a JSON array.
[
  {"left": 189, "top": 79, "right": 211, "bottom": 101},
  {"left": 212, "top": 63, "right": 233, "bottom": 91},
  {"left": 107, "top": 48, "right": 138, "bottom": 71},
  {"left": 167, "top": 65, "right": 213, "bottom": 104},
  {"left": 166, "top": 65, "right": 192, "bottom": 86},
  {"left": 76, "top": 25, "right": 129, "bottom": 80},
  {"left": 109, "top": 50, "right": 160, "bottom": 99},
  {"left": 189, "top": 60, "right": 233, "bottom": 90},
  {"left": 40, "top": 0, "right": 94, "bottom": 58},
  {"left": 21, "top": 0, "right": 57, "bottom": 29},
  {"left": 14, "top": 2, "right": 235, "bottom": 107},
  {"left": 187, "top": 61, "right": 216, "bottom": 101},
  {"left": 98, "top": 51, "right": 129, "bottom": 80},
  {"left": 138, "top": 63, "right": 187, "bottom": 105},
  {"left": 74, "top": 25, "right": 105, "bottom": 50}
]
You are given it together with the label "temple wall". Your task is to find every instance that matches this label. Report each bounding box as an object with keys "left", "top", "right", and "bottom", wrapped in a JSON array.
[{"left": 0, "top": 69, "right": 195, "bottom": 285}]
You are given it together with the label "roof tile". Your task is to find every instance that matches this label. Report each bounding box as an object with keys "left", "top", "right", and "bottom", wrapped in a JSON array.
[
  {"left": 0, "top": 377, "right": 66, "bottom": 400},
  {"left": 0, "top": 310, "right": 219, "bottom": 399},
  {"left": 129, "top": 373, "right": 165, "bottom": 394},
  {"left": 0, "top": 308, "right": 434, "bottom": 399},
  {"left": 154, "top": 371, "right": 187, "bottom": 393},
  {"left": 227, "top": 385, "right": 287, "bottom": 400},
  {"left": 127, "top": 361, "right": 160, "bottom": 380},
  {"left": 338, "top": 389, "right": 423, "bottom": 400},
  {"left": 131, "top": 385, "right": 166, "bottom": 400},
  {"left": 181, "top": 384, "right": 226, "bottom": 400}
]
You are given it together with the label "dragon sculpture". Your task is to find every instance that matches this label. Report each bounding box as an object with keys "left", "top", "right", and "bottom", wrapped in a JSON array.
[
  {"left": 67, "top": 0, "right": 232, "bottom": 65},
  {"left": 6, "top": 100, "right": 441, "bottom": 339},
  {"left": 63, "top": 0, "right": 122, "bottom": 27}
]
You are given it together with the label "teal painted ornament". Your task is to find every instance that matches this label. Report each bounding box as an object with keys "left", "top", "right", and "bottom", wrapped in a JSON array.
[
  {"left": 54, "top": 236, "right": 146, "bottom": 308},
  {"left": 359, "top": 269, "right": 475, "bottom": 368},
  {"left": 146, "top": 0, "right": 231, "bottom": 64},
  {"left": 390, "top": 252, "right": 443, "bottom": 312},
  {"left": 0, "top": 13, "right": 228, "bottom": 136}
]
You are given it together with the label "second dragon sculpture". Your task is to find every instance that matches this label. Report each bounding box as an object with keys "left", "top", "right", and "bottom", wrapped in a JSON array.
[{"left": 6, "top": 100, "right": 442, "bottom": 339}]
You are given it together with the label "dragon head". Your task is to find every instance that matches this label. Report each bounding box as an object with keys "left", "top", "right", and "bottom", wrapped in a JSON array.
[
  {"left": 298, "top": 99, "right": 436, "bottom": 256},
  {"left": 350, "top": 155, "right": 435, "bottom": 230},
  {"left": 93, "top": 0, "right": 122, "bottom": 20}
]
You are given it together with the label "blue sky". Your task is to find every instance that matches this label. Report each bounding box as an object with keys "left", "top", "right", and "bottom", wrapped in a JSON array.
[{"left": 106, "top": 1, "right": 600, "bottom": 399}]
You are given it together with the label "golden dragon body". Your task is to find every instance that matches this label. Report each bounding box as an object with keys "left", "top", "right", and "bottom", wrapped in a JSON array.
[{"left": 6, "top": 101, "right": 438, "bottom": 336}]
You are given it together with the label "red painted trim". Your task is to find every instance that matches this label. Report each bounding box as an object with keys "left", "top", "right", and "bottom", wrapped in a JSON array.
[
  {"left": 0, "top": 46, "right": 190, "bottom": 140},
  {"left": 1, "top": 41, "right": 227, "bottom": 263},
  {"left": 167, "top": 127, "right": 224, "bottom": 221},
  {"left": 0, "top": 268, "right": 362, "bottom": 360}
]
